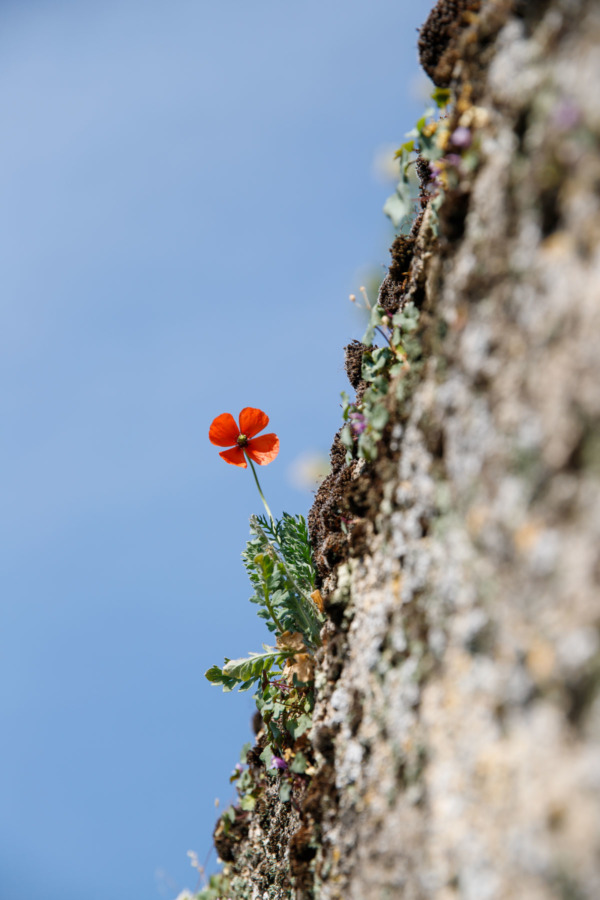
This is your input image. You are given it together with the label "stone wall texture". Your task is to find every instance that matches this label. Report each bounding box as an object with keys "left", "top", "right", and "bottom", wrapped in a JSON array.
[{"left": 218, "top": 1, "right": 600, "bottom": 897}]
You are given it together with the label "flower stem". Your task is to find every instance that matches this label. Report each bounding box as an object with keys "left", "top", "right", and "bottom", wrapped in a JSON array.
[
  {"left": 376, "top": 325, "right": 393, "bottom": 347},
  {"left": 247, "top": 455, "right": 275, "bottom": 528}
]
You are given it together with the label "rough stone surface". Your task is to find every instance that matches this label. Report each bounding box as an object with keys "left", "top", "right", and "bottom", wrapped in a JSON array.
[{"left": 217, "top": 1, "right": 600, "bottom": 897}]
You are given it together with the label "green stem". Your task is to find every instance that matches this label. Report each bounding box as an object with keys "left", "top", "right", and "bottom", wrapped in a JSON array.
[
  {"left": 245, "top": 459, "right": 286, "bottom": 635},
  {"left": 247, "top": 455, "right": 275, "bottom": 528}
]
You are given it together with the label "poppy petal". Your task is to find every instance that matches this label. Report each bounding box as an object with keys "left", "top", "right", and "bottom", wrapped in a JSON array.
[
  {"left": 246, "top": 433, "right": 280, "bottom": 466},
  {"left": 209, "top": 413, "right": 240, "bottom": 447},
  {"left": 238, "top": 407, "right": 269, "bottom": 439},
  {"left": 219, "top": 446, "right": 247, "bottom": 467}
]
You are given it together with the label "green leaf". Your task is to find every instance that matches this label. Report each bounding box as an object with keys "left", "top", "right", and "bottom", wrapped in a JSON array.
[
  {"left": 383, "top": 178, "right": 414, "bottom": 229},
  {"left": 362, "top": 347, "right": 392, "bottom": 380},
  {"left": 340, "top": 391, "right": 351, "bottom": 418},
  {"left": 286, "top": 713, "right": 312, "bottom": 740},
  {"left": 418, "top": 132, "right": 443, "bottom": 162},
  {"left": 340, "top": 423, "right": 354, "bottom": 452},
  {"left": 392, "top": 304, "right": 419, "bottom": 335},
  {"left": 269, "top": 720, "right": 283, "bottom": 743},
  {"left": 205, "top": 664, "right": 242, "bottom": 692},
  {"left": 358, "top": 431, "right": 378, "bottom": 461},
  {"left": 240, "top": 794, "right": 256, "bottom": 811},
  {"left": 431, "top": 86, "right": 451, "bottom": 109},
  {"left": 259, "top": 745, "right": 274, "bottom": 768},
  {"left": 222, "top": 805, "right": 236, "bottom": 824},
  {"left": 394, "top": 139, "right": 415, "bottom": 158},
  {"left": 290, "top": 751, "right": 308, "bottom": 774},
  {"left": 205, "top": 664, "right": 226, "bottom": 683},
  {"left": 237, "top": 769, "right": 253, "bottom": 793},
  {"left": 278, "top": 782, "right": 292, "bottom": 803},
  {"left": 222, "top": 647, "right": 286, "bottom": 683},
  {"left": 368, "top": 374, "right": 389, "bottom": 393}
]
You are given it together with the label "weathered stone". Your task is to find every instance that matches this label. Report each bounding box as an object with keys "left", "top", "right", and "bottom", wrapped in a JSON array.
[{"left": 217, "top": 2, "right": 600, "bottom": 896}]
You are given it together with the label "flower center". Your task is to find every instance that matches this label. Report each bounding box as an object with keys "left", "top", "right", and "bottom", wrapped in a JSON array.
[{"left": 236, "top": 433, "right": 248, "bottom": 447}]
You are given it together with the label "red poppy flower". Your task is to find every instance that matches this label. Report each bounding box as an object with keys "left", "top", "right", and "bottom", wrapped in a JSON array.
[{"left": 209, "top": 407, "right": 280, "bottom": 468}]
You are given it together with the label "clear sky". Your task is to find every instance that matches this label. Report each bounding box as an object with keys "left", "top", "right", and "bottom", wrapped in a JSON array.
[{"left": 0, "top": 1, "right": 433, "bottom": 897}]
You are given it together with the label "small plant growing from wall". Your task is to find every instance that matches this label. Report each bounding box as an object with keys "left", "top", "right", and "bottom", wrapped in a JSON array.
[{"left": 204, "top": 408, "right": 324, "bottom": 825}]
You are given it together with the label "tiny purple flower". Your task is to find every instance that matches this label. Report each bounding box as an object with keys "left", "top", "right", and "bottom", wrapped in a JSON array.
[
  {"left": 450, "top": 126, "right": 472, "bottom": 148},
  {"left": 349, "top": 412, "right": 367, "bottom": 436},
  {"left": 271, "top": 756, "right": 288, "bottom": 770},
  {"left": 444, "top": 153, "right": 463, "bottom": 169},
  {"left": 429, "top": 160, "right": 443, "bottom": 188}
]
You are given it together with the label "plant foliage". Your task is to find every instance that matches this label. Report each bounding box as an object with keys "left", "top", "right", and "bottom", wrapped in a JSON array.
[
  {"left": 384, "top": 89, "right": 451, "bottom": 230},
  {"left": 205, "top": 511, "right": 322, "bottom": 749},
  {"left": 341, "top": 302, "right": 422, "bottom": 462},
  {"left": 244, "top": 513, "right": 321, "bottom": 646}
]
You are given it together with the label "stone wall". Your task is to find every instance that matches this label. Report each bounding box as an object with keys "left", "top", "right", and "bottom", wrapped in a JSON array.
[{"left": 216, "top": 1, "right": 600, "bottom": 897}]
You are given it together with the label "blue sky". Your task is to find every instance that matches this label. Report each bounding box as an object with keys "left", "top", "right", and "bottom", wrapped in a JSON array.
[{"left": 0, "top": 1, "right": 432, "bottom": 897}]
